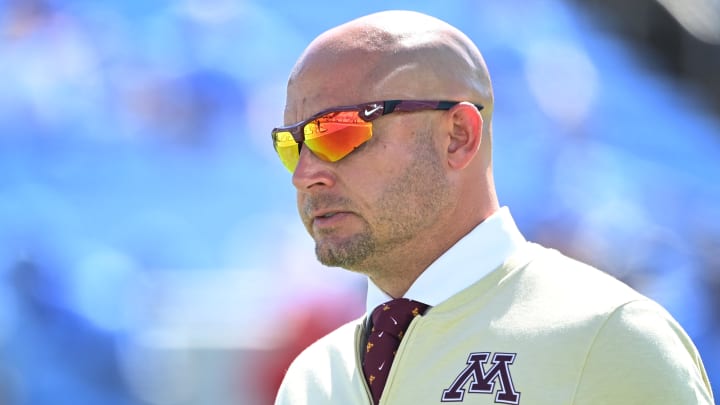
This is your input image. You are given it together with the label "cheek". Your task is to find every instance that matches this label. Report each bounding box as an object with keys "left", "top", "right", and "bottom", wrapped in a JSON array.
[
  {"left": 342, "top": 119, "right": 436, "bottom": 211},
  {"left": 341, "top": 138, "right": 410, "bottom": 186},
  {"left": 296, "top": 193, "right": 314, "bottom": 232},
  {"left": 364, "top": 134, "right": 417, "bottom": 175}
]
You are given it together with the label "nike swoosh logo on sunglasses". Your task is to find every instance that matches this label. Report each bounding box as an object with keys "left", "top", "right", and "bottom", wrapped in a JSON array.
[{"left": 362, "top": 105, "right": 383, "bottom": 118}]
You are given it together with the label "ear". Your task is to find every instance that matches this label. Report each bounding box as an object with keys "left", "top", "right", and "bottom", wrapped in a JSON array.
[{"left": 446, "top": 102, "right": 483, "bottom": 170}]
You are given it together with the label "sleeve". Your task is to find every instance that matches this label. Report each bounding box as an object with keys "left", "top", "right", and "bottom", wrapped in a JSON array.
[
  {"left": 273, "top": 347, "right": 323, "bottom": 405},
  {"left": 274, "top": 379, "right": 295, "bottom": 405},
  {"left": 274, "top": 373, "right": 302, "bottom": 405},
  {"left": 573, "top": 299, "right": 715, "bottom": 404},
  {"left": 274, "top": 319, "right": 368, "bottom": 405}
]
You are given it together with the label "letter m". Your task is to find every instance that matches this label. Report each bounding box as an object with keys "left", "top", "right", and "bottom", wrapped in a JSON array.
[{"left": 441, "top": 352, "right": 520, "bottom": 404}]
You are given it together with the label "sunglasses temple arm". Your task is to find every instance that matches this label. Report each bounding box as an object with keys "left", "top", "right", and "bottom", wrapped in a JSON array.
[{"left": 382, "top": 100, "right": 403, "bottom": 115}]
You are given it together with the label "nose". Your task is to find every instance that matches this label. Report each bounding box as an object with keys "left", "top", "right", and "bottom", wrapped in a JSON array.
[{"left": 291, "top": 146, "right": 336, "bottom": 191}]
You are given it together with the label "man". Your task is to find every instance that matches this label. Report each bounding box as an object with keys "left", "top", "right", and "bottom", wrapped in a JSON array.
[{"left": 270, "top": 10, "right": 714, "bottom": 405}]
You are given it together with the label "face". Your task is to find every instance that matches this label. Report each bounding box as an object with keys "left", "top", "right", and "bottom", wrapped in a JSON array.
[
  {"left": 278, "top": 37, "right": 466, "bottom": 274},
  {"left": 291, "top": 107, "right": 453, "bottom": 273}
]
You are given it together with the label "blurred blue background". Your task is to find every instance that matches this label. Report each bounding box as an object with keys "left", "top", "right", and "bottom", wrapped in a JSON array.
[{"left": 1, "top": 0, "right": 718, "bottom": 403}]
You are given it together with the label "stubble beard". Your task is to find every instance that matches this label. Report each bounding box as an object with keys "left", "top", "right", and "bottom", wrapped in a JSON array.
[
  {"left": 313, "top": 128, "right": 451, "bottom": 273},
  {"left": 315, "top": 227, "right": 376, "bottom": 270}
]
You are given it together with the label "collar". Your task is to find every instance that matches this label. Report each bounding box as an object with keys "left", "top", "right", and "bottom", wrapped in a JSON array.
[{"left": 365, "top": 206, "right": 527, "bottom": 314}]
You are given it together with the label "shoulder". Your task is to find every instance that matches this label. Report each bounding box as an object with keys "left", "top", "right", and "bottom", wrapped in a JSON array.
[
  {"left": 289, "top": 315, "right": 360, "bottom": 370},
  {"left": 275, "top": 316, "right": 365, "bottom": 405},
  {"left": 435, "top": 242, "right": 646, "bottom": 322},
  {"left": 518, "top": 245, "right": 714, "bottom": 401},
  {"left": 575, "top": 299, "right": 714, "bottom": 403},
  {"left": 515, "top": 243, "right": 645, "bottom": 308}
]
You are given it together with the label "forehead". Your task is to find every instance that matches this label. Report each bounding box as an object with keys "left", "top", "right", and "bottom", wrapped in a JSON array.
[
  {"left": 284, "top": 54, "right": 436, "bottom": 125},
  {"left": 286, "top": 54, "right": 374, "bottom": 114}
]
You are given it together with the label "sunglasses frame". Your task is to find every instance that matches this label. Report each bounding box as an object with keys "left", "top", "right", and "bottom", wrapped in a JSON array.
[
  {"left": 271, "top": 99, "right": 484, "bottom": 170},
  {"left": 272, "top": 100, "right": 483, "bottom": 173}
]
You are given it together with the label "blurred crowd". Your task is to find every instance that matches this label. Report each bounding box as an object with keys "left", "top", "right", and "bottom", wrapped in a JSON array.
[{"left": 0, "top": 0, "right": 718, "bottom": 404}]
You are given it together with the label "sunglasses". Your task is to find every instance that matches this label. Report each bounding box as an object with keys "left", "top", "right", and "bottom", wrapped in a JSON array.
[{"left": 271, "top": 99, "right": 484, "bottom": 172}]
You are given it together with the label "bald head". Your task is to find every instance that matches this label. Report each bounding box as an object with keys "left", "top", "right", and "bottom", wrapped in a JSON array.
[
  {"left": 285, "top": 10, "right": 494, "bottom": 130},
  {"left": 284, "top": 11, "right": 500, "bottom": 293}
]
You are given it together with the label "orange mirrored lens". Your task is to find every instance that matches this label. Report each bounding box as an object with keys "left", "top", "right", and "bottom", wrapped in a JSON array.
[
  {"left": 304, "top": 112, "right": 372, "bottom": 162},
  {"left": 272, "top": 111, "right": 373, "bottom": 172}
]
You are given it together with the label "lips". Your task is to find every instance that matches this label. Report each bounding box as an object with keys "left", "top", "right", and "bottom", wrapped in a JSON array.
[
  {"left": 306, "top": 204, "right": 348, "bottom": 221},
  {"left": 311, "top": 210, "right": 353, "bottom": 228},
  {"left": 302, "top": 195, "right": 354, "bottom": 227},
  {"left": 314, "top": 210, "right": 341, "bottom": 219}
]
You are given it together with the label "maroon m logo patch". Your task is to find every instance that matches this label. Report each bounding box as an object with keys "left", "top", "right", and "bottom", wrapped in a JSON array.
[{"left": 441, "top": 352, "right": 520, "bottom": 404}]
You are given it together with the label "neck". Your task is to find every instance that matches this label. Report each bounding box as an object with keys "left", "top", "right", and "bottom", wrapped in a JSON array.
[
  {"left": 363, "top": 207, "right": 493, "bottom": 298},
  {"left": 362, "top": 172, "right": 499, "bottom": 298}
]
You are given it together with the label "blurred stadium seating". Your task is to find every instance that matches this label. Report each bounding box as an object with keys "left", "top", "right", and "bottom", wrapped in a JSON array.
[{"left": 0, "top": 0, "right": 718, "bottom": 403}]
